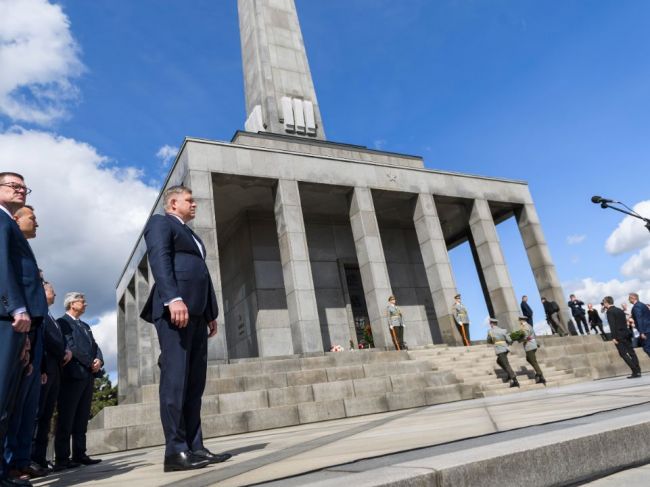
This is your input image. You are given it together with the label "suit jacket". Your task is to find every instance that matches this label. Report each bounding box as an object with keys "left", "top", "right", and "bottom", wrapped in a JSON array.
[
  {"left": 42, "top": 313, "right": 67, "bottom": 373},
  {"left": 631, "top": 301, "right": 650, "bottom": 335},
  {"left": 606, "top": 306, "right": 631, "bottom": 341},
  {"left": 520, "top": 301, "right": 533, "bottom": 320},
  {"left": 587, "top": 309, "right": 603, "bottom": 325},
  {"left": 140, "top": 213, "right": 218, "bottom": 323},
  {"left": 0, "top": 209, "right": 47, "bottom": 319},
  {"left": 58, "top": 314, "right": 103, "bottom": 381},
  {"left": 568, "top": 299, "right": 586, "bottom": 317}
]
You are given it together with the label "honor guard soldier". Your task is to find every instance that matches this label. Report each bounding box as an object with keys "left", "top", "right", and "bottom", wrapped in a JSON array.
[
  {"left": 517, "top": 316, "right": 546, "bottom": 385},
  {"left": 487, "top": 318, "right": 519, "bottom": 388},
  {"left": 386, "top": 296, "right": 406, "bottom": 350}
]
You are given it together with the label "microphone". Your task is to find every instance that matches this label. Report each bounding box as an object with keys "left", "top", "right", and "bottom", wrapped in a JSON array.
[{"left": 591, "top": 196, "right": 616, "bottom": 204}]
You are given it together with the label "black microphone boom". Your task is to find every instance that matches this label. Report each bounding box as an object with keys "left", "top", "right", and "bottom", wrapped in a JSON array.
[{"left": 591, "top": 196, "right": 615, "bottom": 204}]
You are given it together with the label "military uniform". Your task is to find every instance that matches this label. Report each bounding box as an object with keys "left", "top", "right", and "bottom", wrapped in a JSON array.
[
  {"left": 386, "top": 303, "right": 406, "bottom": 350},
  {"left": 487, "top": 320, "right": 518, "bottom": 387},
  {"left": 517, "top": 318, "right": 546, "bottom": 384},
  {"left": 452, "top": 300, "right": 471, "bottom": 346}
]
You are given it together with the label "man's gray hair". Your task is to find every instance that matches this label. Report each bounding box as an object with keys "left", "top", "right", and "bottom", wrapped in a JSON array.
[
  {"left": 163, "top": 185, "right": 192, "bottom": 210},
  {"left": 64, "top": 292, "right": 85, "bottom": 310}
]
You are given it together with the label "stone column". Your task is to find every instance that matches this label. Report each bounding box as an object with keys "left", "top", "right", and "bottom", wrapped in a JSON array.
[
  {"left": 135, "top": 261, "right": 154, "bottom": 386},
  {"left": 274, "top": 179, "right": 323, "bottom": 354},
  {"left": 116, "top": 294, "right": 127, "bottom": 403},
  {"left": 147, "top": 263, "right": 161, "bottom": 383},
  {"left": 515, "top": 203, "right": 570, "bottom": 332},
  {"left": 413, "top": 194, "right": 462, "bottom": 346},
  {"left": 468, "top": 199, "right": 520, "bottom": 331},
  {"left": 124, "top": 281, "right": 140, "bottom": 396},
  {"left": 349, "top": 187, "right": 392, "bottom": 349},
  {"left": 186, "top": 170, "right": 228, "bottom": 362}
]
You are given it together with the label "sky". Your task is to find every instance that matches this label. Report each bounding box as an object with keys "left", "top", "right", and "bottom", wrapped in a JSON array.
[{"left": 1, "top": 0, "right": 650, "bottom": 380}]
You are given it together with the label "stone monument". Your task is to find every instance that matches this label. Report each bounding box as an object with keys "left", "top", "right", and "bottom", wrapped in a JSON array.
[{"left": 115, "top": 0, "right": 569, "bottom": 403}]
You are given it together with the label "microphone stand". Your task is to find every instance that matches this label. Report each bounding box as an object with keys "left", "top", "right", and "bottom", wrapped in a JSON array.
[{"left": 599, "top": 201, "right": 650, "bottom": 233}]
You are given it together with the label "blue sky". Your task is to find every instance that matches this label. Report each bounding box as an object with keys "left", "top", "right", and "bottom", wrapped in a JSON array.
[{"left": 3, "top": 0, "right": 650, "bottom": 373}]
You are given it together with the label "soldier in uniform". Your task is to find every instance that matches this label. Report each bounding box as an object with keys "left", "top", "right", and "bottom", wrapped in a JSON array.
[
  {"left": 386, "top": 296, "right": 406, "bottom": 350},
  {"left": 516, "top": 316, "right": 546, "bottom": 385},
  {"left": 452, "top": 294, "right": 471, "bottom": 346},
  {"left": 486, "top": 318, "right": 519, "bottom": 388}
]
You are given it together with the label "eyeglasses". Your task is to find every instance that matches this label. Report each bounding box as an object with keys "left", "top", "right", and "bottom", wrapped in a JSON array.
[{"left": 0, "top": 183, "right": 31, "bottom": 194}]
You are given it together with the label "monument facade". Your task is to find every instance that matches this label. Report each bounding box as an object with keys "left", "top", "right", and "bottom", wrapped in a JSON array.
[{"left": 115, "top": 0, "right": 568, "bottom": 402}]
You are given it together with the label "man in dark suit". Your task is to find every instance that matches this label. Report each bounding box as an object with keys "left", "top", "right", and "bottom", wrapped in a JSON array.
[
  {"left": 141, "top": 185, "right": 230, "bottom": 472},
  {"left": 568, "top": 294, "right": 590, "bottom": 335},
  {"left": 53, "top": 292, "right": 103, "bottom": 470},
  {"left": 629, "top": 293, "right": 650, "bottom": 358},
  {"left": 4, "top": 206, "right": 48, "bottom": 482},
  {"left": 603, "top": 296, "right": 641, "bottom": 378},
  {"left": 0, "top": 172, "right": 47, "bottom": 487},
  {"left": 31, "top": 282, "right": 71, "bottom": 470},
  {"left": 520, "top": 295, "right": 533, "bottom": 326}
]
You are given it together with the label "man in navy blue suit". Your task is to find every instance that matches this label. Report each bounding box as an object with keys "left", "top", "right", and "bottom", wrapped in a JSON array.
[
  {"left": 629, "top": 293, "right": 650, "bottom": 358},
  {"left": 0, "top": 172, "right": 47, "bottom": 487},
  {"left": 141, "top": 185, "right": 230, "bottom": 472}
]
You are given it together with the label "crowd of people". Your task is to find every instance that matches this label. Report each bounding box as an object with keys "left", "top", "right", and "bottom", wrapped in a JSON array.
[{"left": 0, "top": 172, "right": 104, "bottom": 486}]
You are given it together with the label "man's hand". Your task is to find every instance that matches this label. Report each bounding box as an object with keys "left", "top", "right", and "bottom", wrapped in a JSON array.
[
  {"left": 208, "top": 319, "right": 218, "bottom": 338},
  {"left": 41, "top": 373, "right": 47, "bottom": 385},
  {"left": 642, "top": 333, "right": 647, "bottom": 340},
  {"left": 91, "top": 358, "right": 102, "bottom": 374},
  {"left": 62, "top": 349, "right": 72, "bottom": 365},
  {"left": 612, "top": 338, "right": 619, "bottom": 345},
  {"left": 169, "top": 300, "right": 189, "bottom": 328},
  {"left": 12, "top": 312, "right": 31, "bottom": 333}
]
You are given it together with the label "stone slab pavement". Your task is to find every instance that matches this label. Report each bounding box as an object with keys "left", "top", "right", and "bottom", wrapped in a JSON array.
[{"left": 33, "top": 376, "right": 650, "bottom": 487}]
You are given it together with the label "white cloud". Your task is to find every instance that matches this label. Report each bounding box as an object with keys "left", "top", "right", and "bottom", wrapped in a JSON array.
[
  {"left": 0, "top": 0, "right": 83, "bottom": 124},
  {"left": 621, "top": 245, "right": 650, "bottom": 280},
  {"left": 566, "top": 277, "right": 649, "bottom": 308},
  {"left": 0, "top": 126, "right": 157, "bottom": 332},
  {"left": 90, "top": 311, "right": 118, "bottom": 382},
  {"left": 156, "top": 144, "right": 178, "bottom": 167},
  {"left": 605, "top": 200, "right": 650, "bottom": 255},
  {"left": 566, "top": 234, "right": 586, "bottom": 245}
]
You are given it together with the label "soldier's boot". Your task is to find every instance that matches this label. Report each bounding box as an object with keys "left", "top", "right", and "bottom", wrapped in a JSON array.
[{"left": 510, "top": 378, "right": 520, "bottom": 388}]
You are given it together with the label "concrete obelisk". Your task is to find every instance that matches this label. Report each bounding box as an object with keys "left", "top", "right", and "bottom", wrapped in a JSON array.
[{"left": 238, "top": 0, "right": 325, "bottom": 139}]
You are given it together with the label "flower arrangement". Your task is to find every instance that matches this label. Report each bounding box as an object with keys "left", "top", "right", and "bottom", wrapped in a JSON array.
[
  {"left": 330, "top": 345, "right": 343, "bottom": 352},
  {"left": 509, "top": 330, "right": 526, "bottom": 342}
]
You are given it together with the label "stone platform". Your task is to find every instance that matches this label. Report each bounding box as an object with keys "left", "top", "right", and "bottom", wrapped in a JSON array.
[
  {"left": 84, "top": 335, "right": 632, "bottom": 455},
  {"left": 34, "top": 374, "right": 650, "bottom": 487}
]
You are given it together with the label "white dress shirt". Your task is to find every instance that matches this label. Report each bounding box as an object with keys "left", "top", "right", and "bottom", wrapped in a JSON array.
[{"left": 165, "top": 213, "right": 204, "bottom": 306}]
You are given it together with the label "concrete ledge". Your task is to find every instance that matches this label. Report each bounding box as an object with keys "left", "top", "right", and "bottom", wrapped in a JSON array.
[{"left": 289, "top": 411, "right": 650, "bottom": 486}]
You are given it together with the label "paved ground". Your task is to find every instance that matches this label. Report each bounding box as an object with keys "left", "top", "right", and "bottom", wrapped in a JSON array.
[{"left": 32, "top": 376, "right": 650, "bottom": 487}]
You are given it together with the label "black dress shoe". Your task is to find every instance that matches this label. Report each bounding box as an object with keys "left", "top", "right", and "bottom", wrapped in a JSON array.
[
  {"left": 72, "top": 455, "right": 102, "bottom": 466},
  {"left": 52, "top": 460, "right": 81, "bottom": 471},
  {"left": 192, "top": 448, "right": 232, "bottom": 464},
  {"left": 628, "top": 373, "right": 642, "bottom": 379},
  {"left": 164, "top": 451, "right": 210, "bottom": 472},
  {"left": 22, "top": 462, "right": 49, "bottom": 478}
]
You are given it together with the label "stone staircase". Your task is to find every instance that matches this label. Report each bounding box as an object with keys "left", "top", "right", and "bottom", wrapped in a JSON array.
[{"left": 85, "top": 336, "right": 609, "bottom": 455}]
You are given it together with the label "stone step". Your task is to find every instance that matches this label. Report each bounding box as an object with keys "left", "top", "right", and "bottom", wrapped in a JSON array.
[
  {"left": 138, "top": 359, "right": 440, "bottom": 403},
  {"left": 478, "top": 377, "right": 587, "bottom": 397},
  {"left": 86, "top": 382, "right": 475, "bottom": 455},
  {"left": 90, "top": 368, "right": 461, "bottom": 430}
]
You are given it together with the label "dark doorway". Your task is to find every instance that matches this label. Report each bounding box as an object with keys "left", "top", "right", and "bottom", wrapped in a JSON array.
[{"left": 343, "top": 265, "right": 373, "bottom": 348}]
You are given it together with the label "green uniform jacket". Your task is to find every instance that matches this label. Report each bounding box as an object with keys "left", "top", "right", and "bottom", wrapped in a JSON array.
[
  {"left": 386, "top": 303, "right": 404, "bottom": 328},
  {"left": 519, "top": 322, "right": 538, "bottom": 352},
  {"left": 452, "top": 302, "right": 469, "bottom": 325},
  {"left": 487, "top": 326, "right": 512, "bottom": 355}
]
